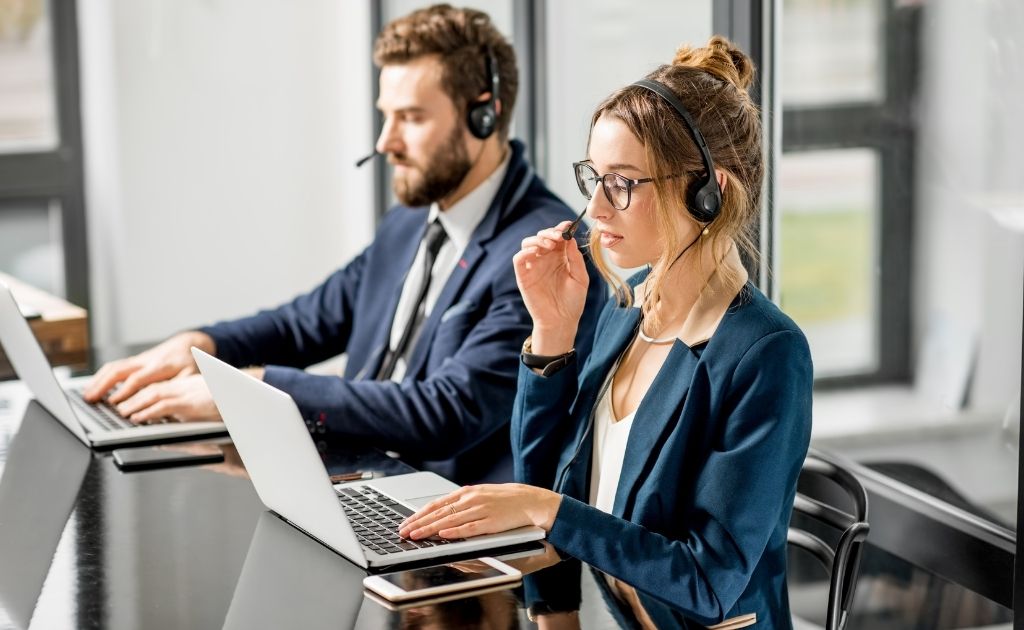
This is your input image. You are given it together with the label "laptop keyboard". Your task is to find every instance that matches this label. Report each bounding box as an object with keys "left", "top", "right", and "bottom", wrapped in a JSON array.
[
  {"left": 68, "top": 389, "right": 179, "bottom": 432},
  {"left": 337, "top": 485, "right": 458, "bottom": 555}
]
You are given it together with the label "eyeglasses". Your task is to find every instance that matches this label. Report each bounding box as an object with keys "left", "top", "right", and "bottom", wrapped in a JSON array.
[{"left": 572, "top": 161, "right": 685, "bottom": 211}]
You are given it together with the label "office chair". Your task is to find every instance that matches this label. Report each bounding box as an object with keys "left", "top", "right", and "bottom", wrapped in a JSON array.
[{"left": 788, "top": 449, "right": 870, "bottom": 630}]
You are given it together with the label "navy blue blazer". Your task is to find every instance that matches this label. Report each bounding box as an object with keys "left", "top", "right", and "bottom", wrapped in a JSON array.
[
  {"left": 201, "top": 140, "right": 605, "bottom": 484},
  {"left": 512, "top": 272, "right": 812, "bottom": 628}
]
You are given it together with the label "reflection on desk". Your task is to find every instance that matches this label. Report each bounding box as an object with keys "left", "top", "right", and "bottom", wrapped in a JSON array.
[{"left": 0, "top": 403, "right": 625, "bottom": 629}]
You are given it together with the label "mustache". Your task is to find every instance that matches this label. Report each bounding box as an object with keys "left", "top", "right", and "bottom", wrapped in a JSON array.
[{"left": 387, "top": 153, "right": 417, "bottom": 168}]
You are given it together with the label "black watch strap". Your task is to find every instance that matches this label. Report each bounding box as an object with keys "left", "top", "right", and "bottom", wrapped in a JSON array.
[{"left": 521, "top": 337, "right": 576, "bottom": 377}]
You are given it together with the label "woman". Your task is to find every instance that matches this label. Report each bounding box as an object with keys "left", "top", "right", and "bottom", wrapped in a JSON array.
[{"left": 400, "top": 36, "right": 812, "bottom": 629}]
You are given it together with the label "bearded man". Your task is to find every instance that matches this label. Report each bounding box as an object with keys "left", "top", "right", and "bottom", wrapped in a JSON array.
[{"left": 84, "top": 4, "right": 604, "bottom": 484}]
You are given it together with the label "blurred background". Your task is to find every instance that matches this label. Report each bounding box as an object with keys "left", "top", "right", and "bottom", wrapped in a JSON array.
[{"left": 0, "top": 0, "right": 1021, "bottom": 627}]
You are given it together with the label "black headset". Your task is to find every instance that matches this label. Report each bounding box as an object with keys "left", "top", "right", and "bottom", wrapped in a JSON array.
[
  {"left": 631, "top": 79, "right": 722, "bottom": 224},
  {"left": 466, "top": 46, "right": 500, "bottom": 140}
]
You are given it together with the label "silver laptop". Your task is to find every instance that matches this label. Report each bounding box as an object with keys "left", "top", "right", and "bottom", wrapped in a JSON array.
[
  {"left": 0, "top": 282, "right": 226, "bottom": 448},
  {"left": 192, "top": 348, "right": 544, "bottom": 569}
]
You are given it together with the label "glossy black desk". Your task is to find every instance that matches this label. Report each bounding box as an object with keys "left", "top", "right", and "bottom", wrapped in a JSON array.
[{"left": 0, "top": 390, "right": 625, "bottom": 629}]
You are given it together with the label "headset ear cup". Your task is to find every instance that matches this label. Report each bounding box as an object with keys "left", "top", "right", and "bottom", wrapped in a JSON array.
[
  {"left": 467, "top": 103, "right": 496, "bottom": 139},
  {"left": 687, "top": 178, "right": 722, "bottom": 223}
]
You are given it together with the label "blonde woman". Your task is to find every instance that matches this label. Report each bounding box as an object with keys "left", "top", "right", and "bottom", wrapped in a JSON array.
[{"left": 401, "top": 37, "right": 812, "bottom": 629}]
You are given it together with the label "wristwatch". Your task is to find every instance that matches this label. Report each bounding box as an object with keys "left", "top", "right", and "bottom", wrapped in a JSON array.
[{"left": 521, "top": 336, "right": 576, "bottom": 377}]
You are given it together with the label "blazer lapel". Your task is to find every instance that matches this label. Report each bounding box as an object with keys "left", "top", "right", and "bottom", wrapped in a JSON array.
[
  {"left": 404, "top": 241, "right": 487, "bottom": 377},
  {"left": 362, "top": 220, "right": 427, "bottom": 379},
  {"left": 611, "top": 341, "right": 699, "bottom": 517}
]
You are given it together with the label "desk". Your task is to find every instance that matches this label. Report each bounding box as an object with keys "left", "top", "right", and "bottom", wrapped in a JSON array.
[
  {"left": 0, "top": 392, "right": 626, "bottom": 629},
  {"left": 0, "top": 380, "right": 1014, "bottom": 628},
  {"left": 0, "top": 272, "right": 89, "bottom": 379}
]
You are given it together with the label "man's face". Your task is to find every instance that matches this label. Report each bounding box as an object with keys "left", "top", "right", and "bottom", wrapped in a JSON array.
[{"left": 376, "top": 56, "right": 472, "bottom": 207}]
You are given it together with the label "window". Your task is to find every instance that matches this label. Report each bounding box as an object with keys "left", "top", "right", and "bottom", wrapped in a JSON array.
[
  {"left": 0, "top": 0, "right": 87, "bottom": 308},
  {"left": 778, "top": 0, "right": 914, "bottom": 385}
]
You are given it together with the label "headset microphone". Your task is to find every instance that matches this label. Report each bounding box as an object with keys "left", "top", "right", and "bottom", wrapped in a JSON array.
[
  {"left": 561, "top": 208, "right": 587, "bottom": 240},
  {"left": 356, "top": 150, "right": 381, "bottom": 168}
]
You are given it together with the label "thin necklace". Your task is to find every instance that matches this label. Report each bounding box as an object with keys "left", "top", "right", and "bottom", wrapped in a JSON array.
[{"left": 637, "top": 323, "right": 679, "bottom": 345}]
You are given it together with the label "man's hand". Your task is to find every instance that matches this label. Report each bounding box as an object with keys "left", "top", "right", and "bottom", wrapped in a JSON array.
[
  {"left": 83, "top": 331, "right": 215, "bottom": 405},
  {"left": 114, "top": 373, "right": 221, "bottom": 423}
]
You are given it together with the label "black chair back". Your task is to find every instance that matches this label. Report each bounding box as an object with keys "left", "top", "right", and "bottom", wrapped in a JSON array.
[{"left": 789, "top": 449, "right": 870, "bottom": 630}]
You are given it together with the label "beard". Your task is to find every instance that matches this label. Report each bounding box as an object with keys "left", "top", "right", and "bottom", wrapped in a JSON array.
[{"left": 391, "top": 126, "right": 472, "bottom": 207}]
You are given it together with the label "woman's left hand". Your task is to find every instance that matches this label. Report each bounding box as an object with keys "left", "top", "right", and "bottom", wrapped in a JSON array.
[{"left": 398, "top": 484, "right": 562, "bottom": 540}]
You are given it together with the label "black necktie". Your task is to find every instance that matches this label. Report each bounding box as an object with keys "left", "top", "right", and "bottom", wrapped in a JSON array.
[{"left": 376, "top": 219, "right": 448, "bottom": 380}]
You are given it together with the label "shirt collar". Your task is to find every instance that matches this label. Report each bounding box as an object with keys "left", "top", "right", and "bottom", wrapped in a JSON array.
[{"left": 428, "top": 150, "right": 511, "bottom": 253}]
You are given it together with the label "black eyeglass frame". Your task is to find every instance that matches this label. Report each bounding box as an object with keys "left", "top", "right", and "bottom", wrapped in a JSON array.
[{"left": 572, "top": 161, "right": 689, "bottom": 211}]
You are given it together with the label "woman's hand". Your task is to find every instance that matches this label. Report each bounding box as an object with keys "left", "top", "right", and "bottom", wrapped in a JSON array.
[
  {"left": 398, "top": 483, "right": 562, "bottom": 541},
  {"left": 513, "top": 222, "right": 590, "bottom": 355}
]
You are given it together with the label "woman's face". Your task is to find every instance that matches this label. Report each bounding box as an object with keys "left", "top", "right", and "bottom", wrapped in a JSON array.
[{"left": 584, "top": 114, "right": 698, "bottom": 269}]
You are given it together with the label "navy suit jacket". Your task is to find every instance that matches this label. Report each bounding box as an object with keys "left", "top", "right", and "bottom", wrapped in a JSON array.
[
  {"left": 513, "top": 272, "right": 813, "bottom": 628},
  {"left": 201, "top": 140, "right": 605, "bottom": 484}
]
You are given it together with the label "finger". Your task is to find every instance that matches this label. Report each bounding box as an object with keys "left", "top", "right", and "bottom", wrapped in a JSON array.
[
  {"left": 436, "top": 516, "right": 496, "bottom": 540},
  {"left": 116, "top": 384, "right": 163, "bottom": 417},
  {"left": 513, "top": 247, "right": 540, "bottom": 267},
  {"left": 520, "top": 234, "right": 557, "bottom": 252},
  {"left": 399, "top": 505, "right": 453, "bottom": 538},
  {"left": 564, "top": 239, "right": 589, "bottom": 284},
  {"left": 399, "top": 488, "right": 465, "bottom": 529},
  {"left": 108, "top": 364, "right": 175, "bottom": 404},
  {"left": 407, "top": 505, "right": 486, "bottom": 540},
  {"left": 131, "top": 399, "right": 176, "bottom": 423},
  {"left": 83, "top": 361, "right": 138, "bottom": 400},
  {"left": 540, "top": 227, "right": 570, "bottom": 243}
]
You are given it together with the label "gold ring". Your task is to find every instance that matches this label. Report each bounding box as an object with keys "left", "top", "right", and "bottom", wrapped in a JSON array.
[{"left": 447, "top": 503, "right": 457, "bottom": 516}]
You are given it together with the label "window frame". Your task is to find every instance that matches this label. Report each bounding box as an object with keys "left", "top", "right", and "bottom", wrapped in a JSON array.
[
  {"left": 718, "top": 0, "right": 918, "bottom": 387},
  {"left": 0, "top": 0, "right": 89, "bottom": 310}
]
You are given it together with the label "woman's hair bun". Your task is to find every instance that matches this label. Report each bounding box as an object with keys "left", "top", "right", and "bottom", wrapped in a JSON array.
[{"left": 672, "top": 35, "right": 755, "bottom": 92}]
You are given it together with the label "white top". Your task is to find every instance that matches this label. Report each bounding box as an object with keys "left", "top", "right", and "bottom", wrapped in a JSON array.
[
  {"left": 588, "top": 372, "right": 637, "bottom": 513},
  {"left": 387, "top": 153, "right": 511, "bottom": 381}
]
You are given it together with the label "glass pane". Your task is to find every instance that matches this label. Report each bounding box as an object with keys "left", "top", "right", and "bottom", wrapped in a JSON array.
[
  {"left": 0, "top": 199, "right": 64, "bottom": 297},
  {"left": 0, "top": 0, "right": 58, "bottom": 152},
  {"left": 544, "top": 1, "right": 711, "bottom": 210},
  {"left": 778, "top": 149, "right": 878, "bottom": 376},
  {"left": 781, "top": 0, "right": 884, "bottom": 106}
]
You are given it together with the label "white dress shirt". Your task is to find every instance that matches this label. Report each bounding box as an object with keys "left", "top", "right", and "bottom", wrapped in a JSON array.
[{"left": 387, "top": 154, "right": 511, "bottom": 382}]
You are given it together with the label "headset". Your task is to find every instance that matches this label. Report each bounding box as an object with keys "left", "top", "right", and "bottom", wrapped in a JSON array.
[
  {"left": 466, "top": 46, "right": 500, "bottom": 140},
  {"left": 631, "top": 79, "right": 722, "bottom": 224}
]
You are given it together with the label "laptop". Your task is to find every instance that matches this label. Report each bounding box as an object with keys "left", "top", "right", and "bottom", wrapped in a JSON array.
[
  {"left": 0, "top": 400, "right": 91, "bottom": 630},
  {"left": 192, "top": 348, "right": 545, "bottom": 569},
  {"left": 0, "top": 282, "right": 226, "bottom": 448}
]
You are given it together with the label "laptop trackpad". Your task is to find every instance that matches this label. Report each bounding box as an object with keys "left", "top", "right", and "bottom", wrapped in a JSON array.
[
  {"left": 370, "top": 471, "right": 460, "bottom": 507},
  {"left": 404, "top": 494, "right": 448, "bottom": 510}
]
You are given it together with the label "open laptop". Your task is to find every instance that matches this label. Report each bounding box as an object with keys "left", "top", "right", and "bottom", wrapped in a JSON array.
[
  {"left": 0, "top": 400, "right": 91, "bottom": 629},
  {"left": 192, "top": 348, "right": 545, "bottom": 569},
  {"left": 0, "top": 282, "right": 226, "bottom": 448}
]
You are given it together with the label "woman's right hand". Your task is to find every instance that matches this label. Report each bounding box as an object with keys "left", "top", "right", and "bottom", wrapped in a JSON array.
[{"left": 512, "top": 221, "right": 590, "bottom": 355}]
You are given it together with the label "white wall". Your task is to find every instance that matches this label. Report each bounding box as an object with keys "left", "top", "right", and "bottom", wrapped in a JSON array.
[
  {"left": 912, "top": 0, "right": 1024, "bottom": 414},
  {"left": 544, "top": 1, "right": 712, "bottom": 209},
  {"left": 79, "top": 0, "right": 376, "bottom": 347}
]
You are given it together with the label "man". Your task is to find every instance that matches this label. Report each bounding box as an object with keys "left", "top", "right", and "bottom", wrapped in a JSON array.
[{"left": 84, "top": 4, "right": 604, "bottom": 484}]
